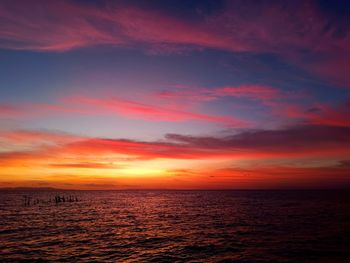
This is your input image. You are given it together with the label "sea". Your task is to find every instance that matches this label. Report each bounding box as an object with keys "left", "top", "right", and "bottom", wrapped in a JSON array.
[{"left": 1, "top": 190, "right": 350, "bottom": 262}]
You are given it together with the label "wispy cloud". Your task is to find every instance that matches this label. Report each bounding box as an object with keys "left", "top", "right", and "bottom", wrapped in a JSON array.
[
  {"left": 67, "top": 96, "right": 248, "bottom": 126},
  {"left": 0, "top": 104, "right": 25, "bottom": 117},
  {"left": 280, "top": 100, "right": 350, "bottom": 127},
  {"left": 1, "top": 95, "right": 249, "bottom": 127},
  {"left": 1, "top": 0, "right": 349, "bottom": 86},
  {"left": 49, "top": 162, "right": 121, "bottom": 169},
  {"left": 155, "top": 84, "right": 284, "bottom": 103}
]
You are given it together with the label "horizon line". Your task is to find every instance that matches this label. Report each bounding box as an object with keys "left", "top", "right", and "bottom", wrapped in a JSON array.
[{"left": 1, "top": 187, "right": 350, "bottom": 191}]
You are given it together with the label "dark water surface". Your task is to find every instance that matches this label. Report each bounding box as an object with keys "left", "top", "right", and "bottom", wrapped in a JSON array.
[{"left": 1, "top": 190, "right": 350, "bottom": 262}]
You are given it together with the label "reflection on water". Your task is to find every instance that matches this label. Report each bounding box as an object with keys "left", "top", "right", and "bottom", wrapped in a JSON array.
[{"left": 1, "top": 190, "right": 350, "bottom": 262}]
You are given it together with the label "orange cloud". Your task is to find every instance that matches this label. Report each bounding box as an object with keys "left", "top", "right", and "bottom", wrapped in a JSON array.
[
  {"left": 1, "top": 124, "right": 350, "bottom": 167},
  {"left": 1, "top": 125, "right": 350, "bottom": 189},
  {"left": 0, "top": 129, "right": 82, "bottom": 144},
  {"left": 204, "top": 162, "right": 350, "bottom": 189},
  {"left": 49, "top": 162, "right": 120, "bottom": 169}
]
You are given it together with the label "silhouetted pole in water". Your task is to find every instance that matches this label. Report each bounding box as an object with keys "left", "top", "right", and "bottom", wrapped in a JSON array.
[
  {"left": 23, "top": 195, "right": 31, "bottom": 206},
  {"left": 55, "top": 195, "right": 64, "bottom": 204},
  {"left": 23, "top": 194, "right": 80, "bottom": 206}
]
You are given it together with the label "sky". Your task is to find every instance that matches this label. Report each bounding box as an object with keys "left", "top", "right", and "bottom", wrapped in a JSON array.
[{"left": 0, "top": 0, "right": 350, "bottom": 189}]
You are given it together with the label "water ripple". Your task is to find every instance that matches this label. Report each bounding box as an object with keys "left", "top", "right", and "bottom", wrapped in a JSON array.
[{"left": 1, "top": 190, "right": 350, "bottom": 262}]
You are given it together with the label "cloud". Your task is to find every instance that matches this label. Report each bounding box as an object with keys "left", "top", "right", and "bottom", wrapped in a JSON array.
[
  {"left": 0, "top": 129, "right": 212, "bottom": 166},
  {"left": 281, "top": 100, "right": 350, "bottom": 127},
  {"left": 1, "top": 124, "right": 350, "bottom": 169},
  {"left": 0, "top": 129, "right": 82, "bottom": 144},
  {"left": 165, "top": 124, "right": 350, "bottom": 158},
  {"left": 0, "top": 0, "right": 123, "bottom": 51},
  {"left": 159, "top": 159, "right": 350, "bottom": 189},
  {"left": 0, "top": 95, "right": 249, "bottom": 127},
  {"left": 155, "top": 84, "right": 284, "bottom": 103},
  {"left": 49, "top": 162, "right": 120, "bottom": 169},
  {"left": 0, "top": 102, "right": 93, "bottom": 119},
  {"left": 61, "top": 95, "right": 250, "bottom": 126},
  {"left": 0, "top": 0, "right": 241, "bottom": 52},
  {"left": 1, "top": 125, "right": 350, "bottom": 188},
  {"left": 206, "top": 162, "right": 350, "bottom": 188},
  {"left": 1, "top": 0, "right": 349, "bottom": 86},
  {"left": 337, "top": 160, "right": 350, "bottom": 168},
  {"left": 0, "top": 0, "right": 334, "bottom": 53},
  {"left": 0, "top": 104, "right": 25, "bottom": 117}
]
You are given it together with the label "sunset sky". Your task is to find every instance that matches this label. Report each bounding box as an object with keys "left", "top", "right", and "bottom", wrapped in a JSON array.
[{"left": 0, "top": 0, "right": 350, "bottom": 189}]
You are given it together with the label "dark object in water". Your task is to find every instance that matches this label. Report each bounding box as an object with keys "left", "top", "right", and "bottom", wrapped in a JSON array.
[
  {"left": 23, "top": 195, "right": 31, "bottom": 206},
  {"left": 22, "top": 194, "right": 80, "bottom": 206},
  {"left": 54, "top": 195, "right": 79, "bottom": 205}
]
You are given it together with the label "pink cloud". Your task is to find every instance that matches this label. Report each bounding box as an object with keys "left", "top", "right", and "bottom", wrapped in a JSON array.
[
  {"left": 155, "top": 84, "right": 283, "bottom": 103},
  {"left": 214, "top": 85, "right": 282, "bottom": 100},
  {"left": 0, "top": 102, "right": 94, "bottom": 119},
  {"left": 112, "top": 7, "right": 249, "bottom": 52},
  {"left": 0, "top": 0, "right": 247, "bottom": 52},
  {"left": 0, "top": 129, "right": 82, "bottom": 144},
  {"left": 0, "top": 95, "right": 249, "bottom": 127},
  {"left": 67, "top": 96, "right": 248, "bottom": 127},
  {"left": 0, "top": 0, "right": 123, "bottom": 51},
  {"left": 302, "top": 54, "right": 350, "bottom": 88},
  {"left": 0, "top": 104, "right": 25, "bottom": 117},
  {"left": 278, "top": 101, "right": 350, "bottom": 127},
  {"left": 1, "top": 0, "right": 349, "bottom": 87}
]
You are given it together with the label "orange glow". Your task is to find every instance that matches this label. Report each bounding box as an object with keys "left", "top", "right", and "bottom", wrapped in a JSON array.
[{"left": 1, "top": 127, "right": 350, "bottom": 189}]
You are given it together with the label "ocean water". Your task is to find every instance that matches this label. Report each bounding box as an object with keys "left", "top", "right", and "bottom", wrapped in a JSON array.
[{"left": 1, "top": 190, "right": 350, "bottom": 262}]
